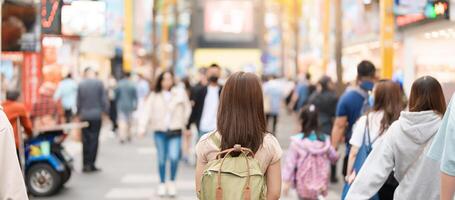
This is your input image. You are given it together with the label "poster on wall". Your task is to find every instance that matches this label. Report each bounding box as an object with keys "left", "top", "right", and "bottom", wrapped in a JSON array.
[
  {"left": 0, "top": 53, "right": 23, "bottom": 100},
  {"left": 22, "top": 53, "right": 42, "bottom": 111}
]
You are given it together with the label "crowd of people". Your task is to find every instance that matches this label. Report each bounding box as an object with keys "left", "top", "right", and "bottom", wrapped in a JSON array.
[{"left": 1, "top": 60, "right": 455, "bottom": 200}]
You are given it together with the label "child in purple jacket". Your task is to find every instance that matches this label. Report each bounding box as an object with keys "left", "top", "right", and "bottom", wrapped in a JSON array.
[{"left": 283, "top": 105, "right": 339, "bottom": 200}]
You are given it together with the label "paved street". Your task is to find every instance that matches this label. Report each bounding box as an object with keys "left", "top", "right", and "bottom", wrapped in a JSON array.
[{"left": 31, "top": 110, "right": 343, "bottom": 200}]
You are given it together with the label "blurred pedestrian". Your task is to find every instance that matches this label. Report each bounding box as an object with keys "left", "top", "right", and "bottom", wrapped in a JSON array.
[
  {"left": 282, "top": 104, "right": 338, "bottom": 199},
  {"left": 107, "top": 75, "right": 118, "bottom": 133},
  {"left": 77, "top": 68, "right": 109, "bottom": 173},
  {"left": 344, "top": 80, "right": 402, "bottom": 199},
  {"left": 263, "top": 75, "right": 284, "bottom": 134},
  {"left": 32, "top": 82, "right": 62, "bottom": 129},
  {"left": 0, "top": 106, "right": 28, "bottom": 200},
  {"left": 53, "top": 73, "right": 78, "bottom": 123},
  {"left": 115, "top": 72, "right": 138, "bottom": 143},
  {"left": 138, "top": 71, "right": 191, "bottom": 197},
  {"left": 289, "top": 73, "right": 313, "bottom": 112},
  {"left": 188, "top": 64, "right": 222, "bottom": 139},
  {"left": 134, "top": 73, "right": 150, "bottom": 131},
  {"left": 196, "top": 72, "right": 282, "bottom": 200},
  {"left": 427, "top": 93, "right": 455, "bottom": 200},
  {"left": 308, "top": 76, "right": 339, "bottom": 183},
  {"left": 2, "top": 91, "right": 33, "bottom": 155},
  {"left": 331, "top": 60, "right": 376, "bottom": 178},
  {"left": 181, "top": 77, "right": 193, "bottom": 163},
  {"left": 346, "top": 76, "right": 446, "bottom": 200}
]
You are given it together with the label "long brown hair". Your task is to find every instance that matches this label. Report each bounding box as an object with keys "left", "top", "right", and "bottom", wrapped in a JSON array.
[
  {"left": 409, "top": 76, "right": 446, "bottom": 115},
  {"left": 372, "top": 80, "right": 403, "bottom": 135},
  {"left": 217, "top": 72, "right": 266, "bottom": 153}
]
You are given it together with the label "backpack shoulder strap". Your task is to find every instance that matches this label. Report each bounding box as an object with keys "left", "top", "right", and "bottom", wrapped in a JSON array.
[
  {"left": 362, "top": 113, "right": 372, "bottom": 146},
  {"left": 209, "top": 132, "right": 221, "bottom": 148},
  {"left": 352, "top": 87, "right": 368, "bottom": 99}
]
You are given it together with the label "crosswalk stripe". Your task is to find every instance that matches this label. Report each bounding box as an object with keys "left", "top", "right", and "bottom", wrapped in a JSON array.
[
  {"left": 104, "top": 188, "right": 154, "bottom": 199},
  {"left": 121, "top": 174, "right": 158, "bottom": 184},
  {"left": 137, "top": 147, "right": 157, "bottom": 155}
]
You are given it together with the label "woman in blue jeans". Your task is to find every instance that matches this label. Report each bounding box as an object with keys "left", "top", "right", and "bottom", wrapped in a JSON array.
[{"left": 139, "top": 71, "right": 191, "bottom": 197}]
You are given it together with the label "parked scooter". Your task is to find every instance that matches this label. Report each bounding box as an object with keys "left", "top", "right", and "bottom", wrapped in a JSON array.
[
  {"left": 19, "top": 122, "right": 88, "bottom": 197},
  {"left": 24, "top": 130, "right": 72, "bottom": 196}
]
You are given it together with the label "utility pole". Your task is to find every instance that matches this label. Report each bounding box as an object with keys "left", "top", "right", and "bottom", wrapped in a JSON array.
[
  {"left": 334, "top": 0, "right": 344, "bottom": 94},
  {"left": 380, "top": 0, "right": 394, "bottom": 79},
  {"left": 322, "top": 0, "right": 330, "bottom": 73},
  {"left": 172, "top": 0, "right": 179, "bottom": 73},
  {"left": 151, "top": 0, "right": 160, "bottom": 88},
  {"left": 293, "top": 0, "right": 300, "bottom": 77},
  {"left": 0, "top": 0, "right": 3, "bottom": 98},
  {"left": 160, "top": 1, "right": 169, "bottom": 70},
  {"left": 279, "top": 2, "right": 286, "bottom": 77},
  {"left": 123, "top": 0, "right": 133, "bottom": 72}
]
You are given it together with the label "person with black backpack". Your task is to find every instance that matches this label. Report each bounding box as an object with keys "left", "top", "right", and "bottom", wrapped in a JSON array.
[
  {"left": 343, "top": 80, "right": 403, "bottom": 199},
  {"left": 346, "top": 76, "right": 447, "bottom": 200}
]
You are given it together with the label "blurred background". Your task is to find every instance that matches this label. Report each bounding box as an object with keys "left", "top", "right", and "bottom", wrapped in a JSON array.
[
  {"left": 2, "top": 0, "right": 455, "bottom": 100},
  {"left": 1, "top": 0, "right": 455, "bottom": 199}
]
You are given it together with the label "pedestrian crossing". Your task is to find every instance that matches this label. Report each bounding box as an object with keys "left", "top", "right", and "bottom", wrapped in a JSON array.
[{"left": 105, "top": 172, "right": 196, "bottom": 199}]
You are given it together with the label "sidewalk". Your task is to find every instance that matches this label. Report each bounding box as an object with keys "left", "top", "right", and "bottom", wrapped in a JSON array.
[{"left": 31, "top": 110, "right": 343, "bottom": 200}]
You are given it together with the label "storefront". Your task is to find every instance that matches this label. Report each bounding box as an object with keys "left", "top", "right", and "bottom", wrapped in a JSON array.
[{"left": 397, "top": 0, "right": 455, "bottom": 100}]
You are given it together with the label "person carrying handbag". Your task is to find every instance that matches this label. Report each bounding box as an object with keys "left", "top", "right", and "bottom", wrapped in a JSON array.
[{"left": 138, "top": 71, "right": 192, "bottom": 198}]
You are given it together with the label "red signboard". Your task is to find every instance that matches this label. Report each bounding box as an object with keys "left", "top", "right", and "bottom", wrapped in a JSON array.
[{"left": 22, "top": 53, "right": 42, "bottom": 112}]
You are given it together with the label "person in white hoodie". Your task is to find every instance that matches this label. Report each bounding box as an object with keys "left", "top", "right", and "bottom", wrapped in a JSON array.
[
  {"left": 0, "top": 106, "right": 28, "bottom": 200},
  {"left": 346, "top": 76, "right": 447, "bottom": 200}
]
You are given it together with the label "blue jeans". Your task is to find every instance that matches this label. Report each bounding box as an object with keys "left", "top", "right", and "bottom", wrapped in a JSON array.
[{"left": 154, "top": 131, "right": 182, "bottom": 183}]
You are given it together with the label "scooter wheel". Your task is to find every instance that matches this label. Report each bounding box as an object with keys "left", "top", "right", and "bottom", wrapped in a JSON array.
[
  {"left": 61, "top": 165, "right": 72, "bottom": 185},
  {"left": 27, "top": 163, "right": 62, "bottom": 197}
]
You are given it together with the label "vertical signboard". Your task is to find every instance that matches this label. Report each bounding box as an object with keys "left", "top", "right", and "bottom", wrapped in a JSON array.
[
  {"left": 41, "top": 0, "right": 62, "bottom": 34},
  {"left": 22, "top": 53, "right": 42, "bottom": 111}
]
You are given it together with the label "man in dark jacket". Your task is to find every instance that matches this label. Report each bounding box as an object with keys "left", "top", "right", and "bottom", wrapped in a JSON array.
[
  {"left": 188, "top": 64, "right": 222, "bottom": 139},
  {"left": 77, "top": 68, "right": 108, "bottom": 172}
]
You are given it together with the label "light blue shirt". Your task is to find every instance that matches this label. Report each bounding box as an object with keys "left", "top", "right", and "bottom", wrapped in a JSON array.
[
  {"left": 53, "top": 79, "right": 78, "bottom": 111},
  {"left": 428, "top": 94, "right": 455, "bottom": 176},
  {"left": 263, "top": 80, "right": 283, "bottom": 115}
]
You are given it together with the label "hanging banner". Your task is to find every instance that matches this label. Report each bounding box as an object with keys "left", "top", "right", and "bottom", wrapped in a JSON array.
[{"left": 22, "top": 53, "right": 42, "bottom": 112}]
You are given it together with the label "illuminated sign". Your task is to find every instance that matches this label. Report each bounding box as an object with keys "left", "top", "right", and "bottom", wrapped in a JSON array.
[
  {"left": 41, "top": 0, "right": 62, "bottom": 34},
  {"left": 425, "top": 1, "right": 449, "bottom": 18},
  {"left": 396, "top": 0, "right": 450, "bottom": 27}
]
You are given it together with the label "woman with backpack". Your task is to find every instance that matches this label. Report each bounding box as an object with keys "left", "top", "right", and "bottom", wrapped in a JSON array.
[
  {"left": 282, "top": 104, "right": 339, "bottom": 200},
  {"left": 138, "top": 71, "right": 192, "bottom": 197},
  {"left": 345, "top": 76, "right": 447, "bottom": 200},
  {"left": 344, "top": 80, "right": 403, "bottom": 199},
  {"left": 195, "top": 72, "right": 283, "bottom": 200}
]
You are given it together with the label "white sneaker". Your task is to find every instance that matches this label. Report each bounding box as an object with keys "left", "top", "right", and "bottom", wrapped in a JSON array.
[
  {"left": 157, "top": 183, "right": 167, "bottom": 197},
  {"left": 167, "top": 181, "right": 177, "bottom": 197}
]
